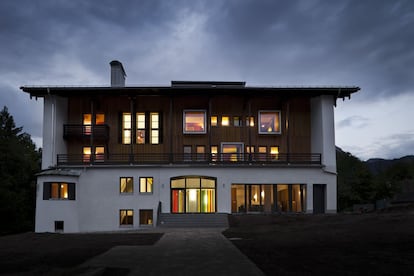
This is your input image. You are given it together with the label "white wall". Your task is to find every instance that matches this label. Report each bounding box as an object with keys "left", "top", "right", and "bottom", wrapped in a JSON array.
[
  {"left": 41, "top": 95, "right": 67, "bottom": 169},
  {"left": 311, "top": 95, "right": 337, "bottom": 173},
  {"left": 36, "top": 166, "right": 337, "bottom": 232}
]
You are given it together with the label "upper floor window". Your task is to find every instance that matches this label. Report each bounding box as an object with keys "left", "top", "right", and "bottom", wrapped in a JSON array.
[
  {"left": 233, "top": 116, "right": 242, "bottom": 127},
  {"left": 211, "top": 116, "right": 218, "bottom": 127},
  {"left": 258, "top": 111, "right": 281, "bottom": 134},
  {"left": 246, "top": 116, "right": 255, "bottom": 127},
  {"left": 150, "top": 112, "right": 160, "bottom": 144},
  {"left": 122, "top": 112, "right": 132, "bottom": 144},
  {"left": 136, "top": 113, "right": 146, "bottom": 144},
  {"left": 43, "top": 182, "right": 75, "bottom": 200},
  {"left": 270, "top": 146, "right": 279, "bottom": 160},
  {"left": 221, "top": 116, "right": 230, "bottom": 126},
  {"left": 84, "top": 113, "right": 105, "bottom": 135},
  {"left": 183, "top": 110, "right": 206, "bottom": 134},
  {"left": 83, "top": 146, "right": 104, "bottom": 162}
]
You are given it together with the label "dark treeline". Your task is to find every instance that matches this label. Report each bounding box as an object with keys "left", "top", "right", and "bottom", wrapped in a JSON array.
[
  {"left": 0, "top": 106, "right": 41, "bottom": 234},
  {"left": 337, "top": 147, "right": 414, "bottom": 211}
]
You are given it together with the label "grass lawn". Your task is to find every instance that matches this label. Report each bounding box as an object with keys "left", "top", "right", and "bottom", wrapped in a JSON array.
[{"left": 223, "top": 208, "right": 414, "bottom": 276}]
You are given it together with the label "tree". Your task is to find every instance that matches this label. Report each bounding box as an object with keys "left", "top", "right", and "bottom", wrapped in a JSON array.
[
  {"left": 0, "top": 106, "right": 40, "bottom": 234},
  {"left": 336, "top": 148, "right": 374, "bottom": 211}
]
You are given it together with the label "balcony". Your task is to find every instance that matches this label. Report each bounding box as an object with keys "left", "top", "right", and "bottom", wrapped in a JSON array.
[
  {"left": 63, "top": 124, "right": 109, "bottom": 141},
  {"left": 57, "top": 153, "right": 322, "bottom": 166}
]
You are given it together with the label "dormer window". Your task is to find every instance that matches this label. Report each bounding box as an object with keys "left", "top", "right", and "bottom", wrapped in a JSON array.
[{"left": 183, "top": 110, "right": 206, "bottom": 134}]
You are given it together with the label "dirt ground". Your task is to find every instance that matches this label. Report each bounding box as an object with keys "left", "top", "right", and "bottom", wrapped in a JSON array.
[
  {"left": 0, "top": 232, "right": 162, "bottom": 275},
  {"left": 223, "top": 207, "right": 414, "bottom": 276},
  {"left": 1, "top": 209, "right": 414, "bottom": 276}
]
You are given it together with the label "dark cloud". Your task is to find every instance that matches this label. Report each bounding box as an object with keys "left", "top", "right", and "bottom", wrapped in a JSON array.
[{"left": 0, "top": 0, "right": 412, "bottom": 159}]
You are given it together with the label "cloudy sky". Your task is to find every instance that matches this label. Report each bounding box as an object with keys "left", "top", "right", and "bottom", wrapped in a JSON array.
[{"left": 1, "top": 0, "right": 413, "bottom": 160}]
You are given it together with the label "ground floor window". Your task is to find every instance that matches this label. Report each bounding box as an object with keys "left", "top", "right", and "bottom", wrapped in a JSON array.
[
  {"left": 120, "top": 209, "right": 134, "bottom": 226},
  {"left": 139, "top": 209, "right": 153, "bottom": 225},
  {"left": 171, "top": 176, "right": 216, "bottom": 213},
  {"left": 231, "top": 184, "right": 306, "bottom": 213}
]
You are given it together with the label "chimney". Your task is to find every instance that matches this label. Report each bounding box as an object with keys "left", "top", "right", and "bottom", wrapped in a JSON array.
[{"left": 110, "top": 60, "right": 126, "bottom": 87}]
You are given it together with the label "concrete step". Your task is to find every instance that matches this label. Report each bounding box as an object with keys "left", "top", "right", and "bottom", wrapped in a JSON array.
[{"left": 158, "top": 213, "right": 229, "bottom": 228}]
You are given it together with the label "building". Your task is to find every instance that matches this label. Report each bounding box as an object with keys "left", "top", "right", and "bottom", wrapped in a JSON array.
[{"left": 21, "top": 61, "right": 359, "bottom": 233}]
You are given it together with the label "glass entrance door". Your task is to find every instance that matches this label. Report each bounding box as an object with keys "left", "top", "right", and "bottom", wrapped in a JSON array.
[{"left": 171, "top": 176, "right": 216, "bottom": 213}]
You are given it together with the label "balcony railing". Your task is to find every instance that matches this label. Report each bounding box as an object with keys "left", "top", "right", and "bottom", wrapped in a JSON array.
[
  {"left": 57, "top": 153, "right": 322, "bottom": 166},
  {"left": 63, "top": 124, "right": 109, "bottom": 140}
]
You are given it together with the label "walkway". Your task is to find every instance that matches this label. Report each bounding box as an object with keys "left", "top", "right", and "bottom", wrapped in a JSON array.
[{"left": 79, "top": 228, "right": 265, "bottom": 276}]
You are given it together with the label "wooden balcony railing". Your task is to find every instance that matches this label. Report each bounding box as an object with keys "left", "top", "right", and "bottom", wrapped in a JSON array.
[
  {"left": 63, "top": 124, "right": 109, "bottom": 140},
  {"left": 57, "top": 153, "right": 322, "bottom": 166}
]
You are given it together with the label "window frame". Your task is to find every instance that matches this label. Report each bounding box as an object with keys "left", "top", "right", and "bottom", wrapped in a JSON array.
[
  {"left": 120, "top": 177, "right": 134, "bottom": 194},
  {"left": 119, "top": 209, "right": 134, "bottom": 226},
  {"left": 122, "top": 112, "right": 132, "bottom": 144},
  {"left": 139, "top": 177, "right": 153, "bottom": 194},
  {"left": 183, "top": 110, "right": 207, "bottom": 134},
  {"left": 43, "top": 182, "right": 75, "bottom": 200},
  {"left": 258, "top": 110, "right": 281, "bottom": 134},
  {"left": 150, "top": 112, "right": 160, "bottom": 144},
  {"left": 139, "top": 209, "right": 154, "bottom": 225}
]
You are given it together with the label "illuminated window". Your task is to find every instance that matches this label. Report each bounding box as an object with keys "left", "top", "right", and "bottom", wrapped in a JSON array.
[
  {"left": 233, "top": 116, "right": 241, "bottom": 127},
  {"left": 140, "top": 177, "right": 153, "bottom": 193},
  {"left": 196, "top": 145, "right": 206, "bottom": 161},
  {"left": 139, "top": 209, "right": 153, "bottom": 225},
  {"left": 246, "top": 116, "right": 255, "bottom": 127},
  {"left": 270, "top": 146, "right": 279, "bottom": 160},
  {"left": 83, "top": 146, "right": 91, "bottom": 163},
  {"left": 211, "top": 146, "right": 218, "bottom": 162},
  {"left": 150, "top": 112, "right": 159, "bottom": 144},
  {"left": 95, "top": 146, "right": 105, "bottom": 162},
  {"left": 95, "top": 114, "right": 105, "bottom": 125},
  {"left": 122, "top": 113, "right": 132, "bottom": 144},
  {"left": 136, "top": 112, "right": 146, "bottom": 144},
  {"left": 183, "top": 110, "right": 206, "bottom": 134},
  {"left": 258, "top": 146, "right": 267, "bottom": 161},
  {"left": 221, "top": 116, "right": 230, "bottom": 126},
  {"left": 83, "top": 114, "right": 92, "bottom": 134},
  {"left": 258, "top": 111, "right": 281, "bottom": 134},
  {"left": 120, "top": 209, "right": 134, "bottom": 226},
  {"left": 246, "top": 146, "right": 255, "bottom": 154},
  {"left": 120, "top": 177, "right": 133, "bottom": 193},
  {"left": 211, "top": 116, "right": 218, "bottom": 127},
  {"left": 43, "top": 182, "right": 75, "bottom": 200}
]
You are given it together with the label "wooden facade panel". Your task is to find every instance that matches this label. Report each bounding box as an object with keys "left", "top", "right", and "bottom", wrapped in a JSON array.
[{"left": 64, "top": 93, "right": 313, "bottom": 156}]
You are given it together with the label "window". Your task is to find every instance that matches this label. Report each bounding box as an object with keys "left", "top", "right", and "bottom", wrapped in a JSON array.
[
  {"left": 183, "top": 145, "right": 192, "bottom": 161},
  {"left": 120, "top": 209, "right": 134, "bottom": 226},
  {"left": 140, "top": 177, "right": 153, "bottom": 193},
  {"left": 43, "top": 182, "right": 75, "bottom": 200},
  {"left": 258, "top": 111, "right": 281, "bottom": 134},
  {"left": 211, "top": 146, "right": 218, "bottom": 162},
  {"left": 258, "top": 146, "right": 267, "bottom": 161},
  {"left": 139, "top": 210, "right": 153, "bottom": 225},
  {"left": 246, "top": 146, "right": 255, "bottom": 154},
  {"left": 183, "top": 110, "right": 206, "bottom": 133},
  {"left": 246, "top": 116, "right": 255, "bottom": 127},
  {"left": 95, "top": 146, "right": 105, "bottom": 162},
  {"left": 233, "top": 116, "right": 241, "bottom": 127},
  {"left": 270, "top": 146, "right": 279, "bottom": 160},
  {"left": 83, "top": 146, "right": 104, "bottom": 162},
  {"left": 150, "top": 112, "right": 159, "bottom": 144},
  {"left": 211, "top": 116, "right": 218, "bottom": 127},
  {"left": 196, "top": 146, "right": 206, "bottom": 161},
  {"left": 122, "top": 112, "right": 132, "bottom": 144},
  {"left": 221, "top": 116, "right": 230, "bottom": 126},
  {"left": 95, "top": 114, "right": 105, "bottom": 125},
  {"left": 136, "top": 112, "right": 145, "bottom": 144},
  {"left": 83, "top": 114, "right": 92, "bottom": 135},
  {"left": 54, "top": 221, "right": 64, "bottom": 232},
  {"left": 120, "top": 177, "right": 133, "bottom": 193},
  {"left": 221, "top": 143, "right": 244, "bottom": 162}
]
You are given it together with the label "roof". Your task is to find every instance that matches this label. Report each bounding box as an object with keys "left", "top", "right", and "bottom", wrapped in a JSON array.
[{"left": 20, "top": 81, "right": 360, "bottom": 100}]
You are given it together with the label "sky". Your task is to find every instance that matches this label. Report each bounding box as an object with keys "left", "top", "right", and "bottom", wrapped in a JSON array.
[{"left": 1, "top": 0, "right": 413, "bottom": 161}]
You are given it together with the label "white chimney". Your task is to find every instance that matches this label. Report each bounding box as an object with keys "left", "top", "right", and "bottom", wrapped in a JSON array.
[{"left": 110, "top": 60, "right": 126, "bottom": 87}]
